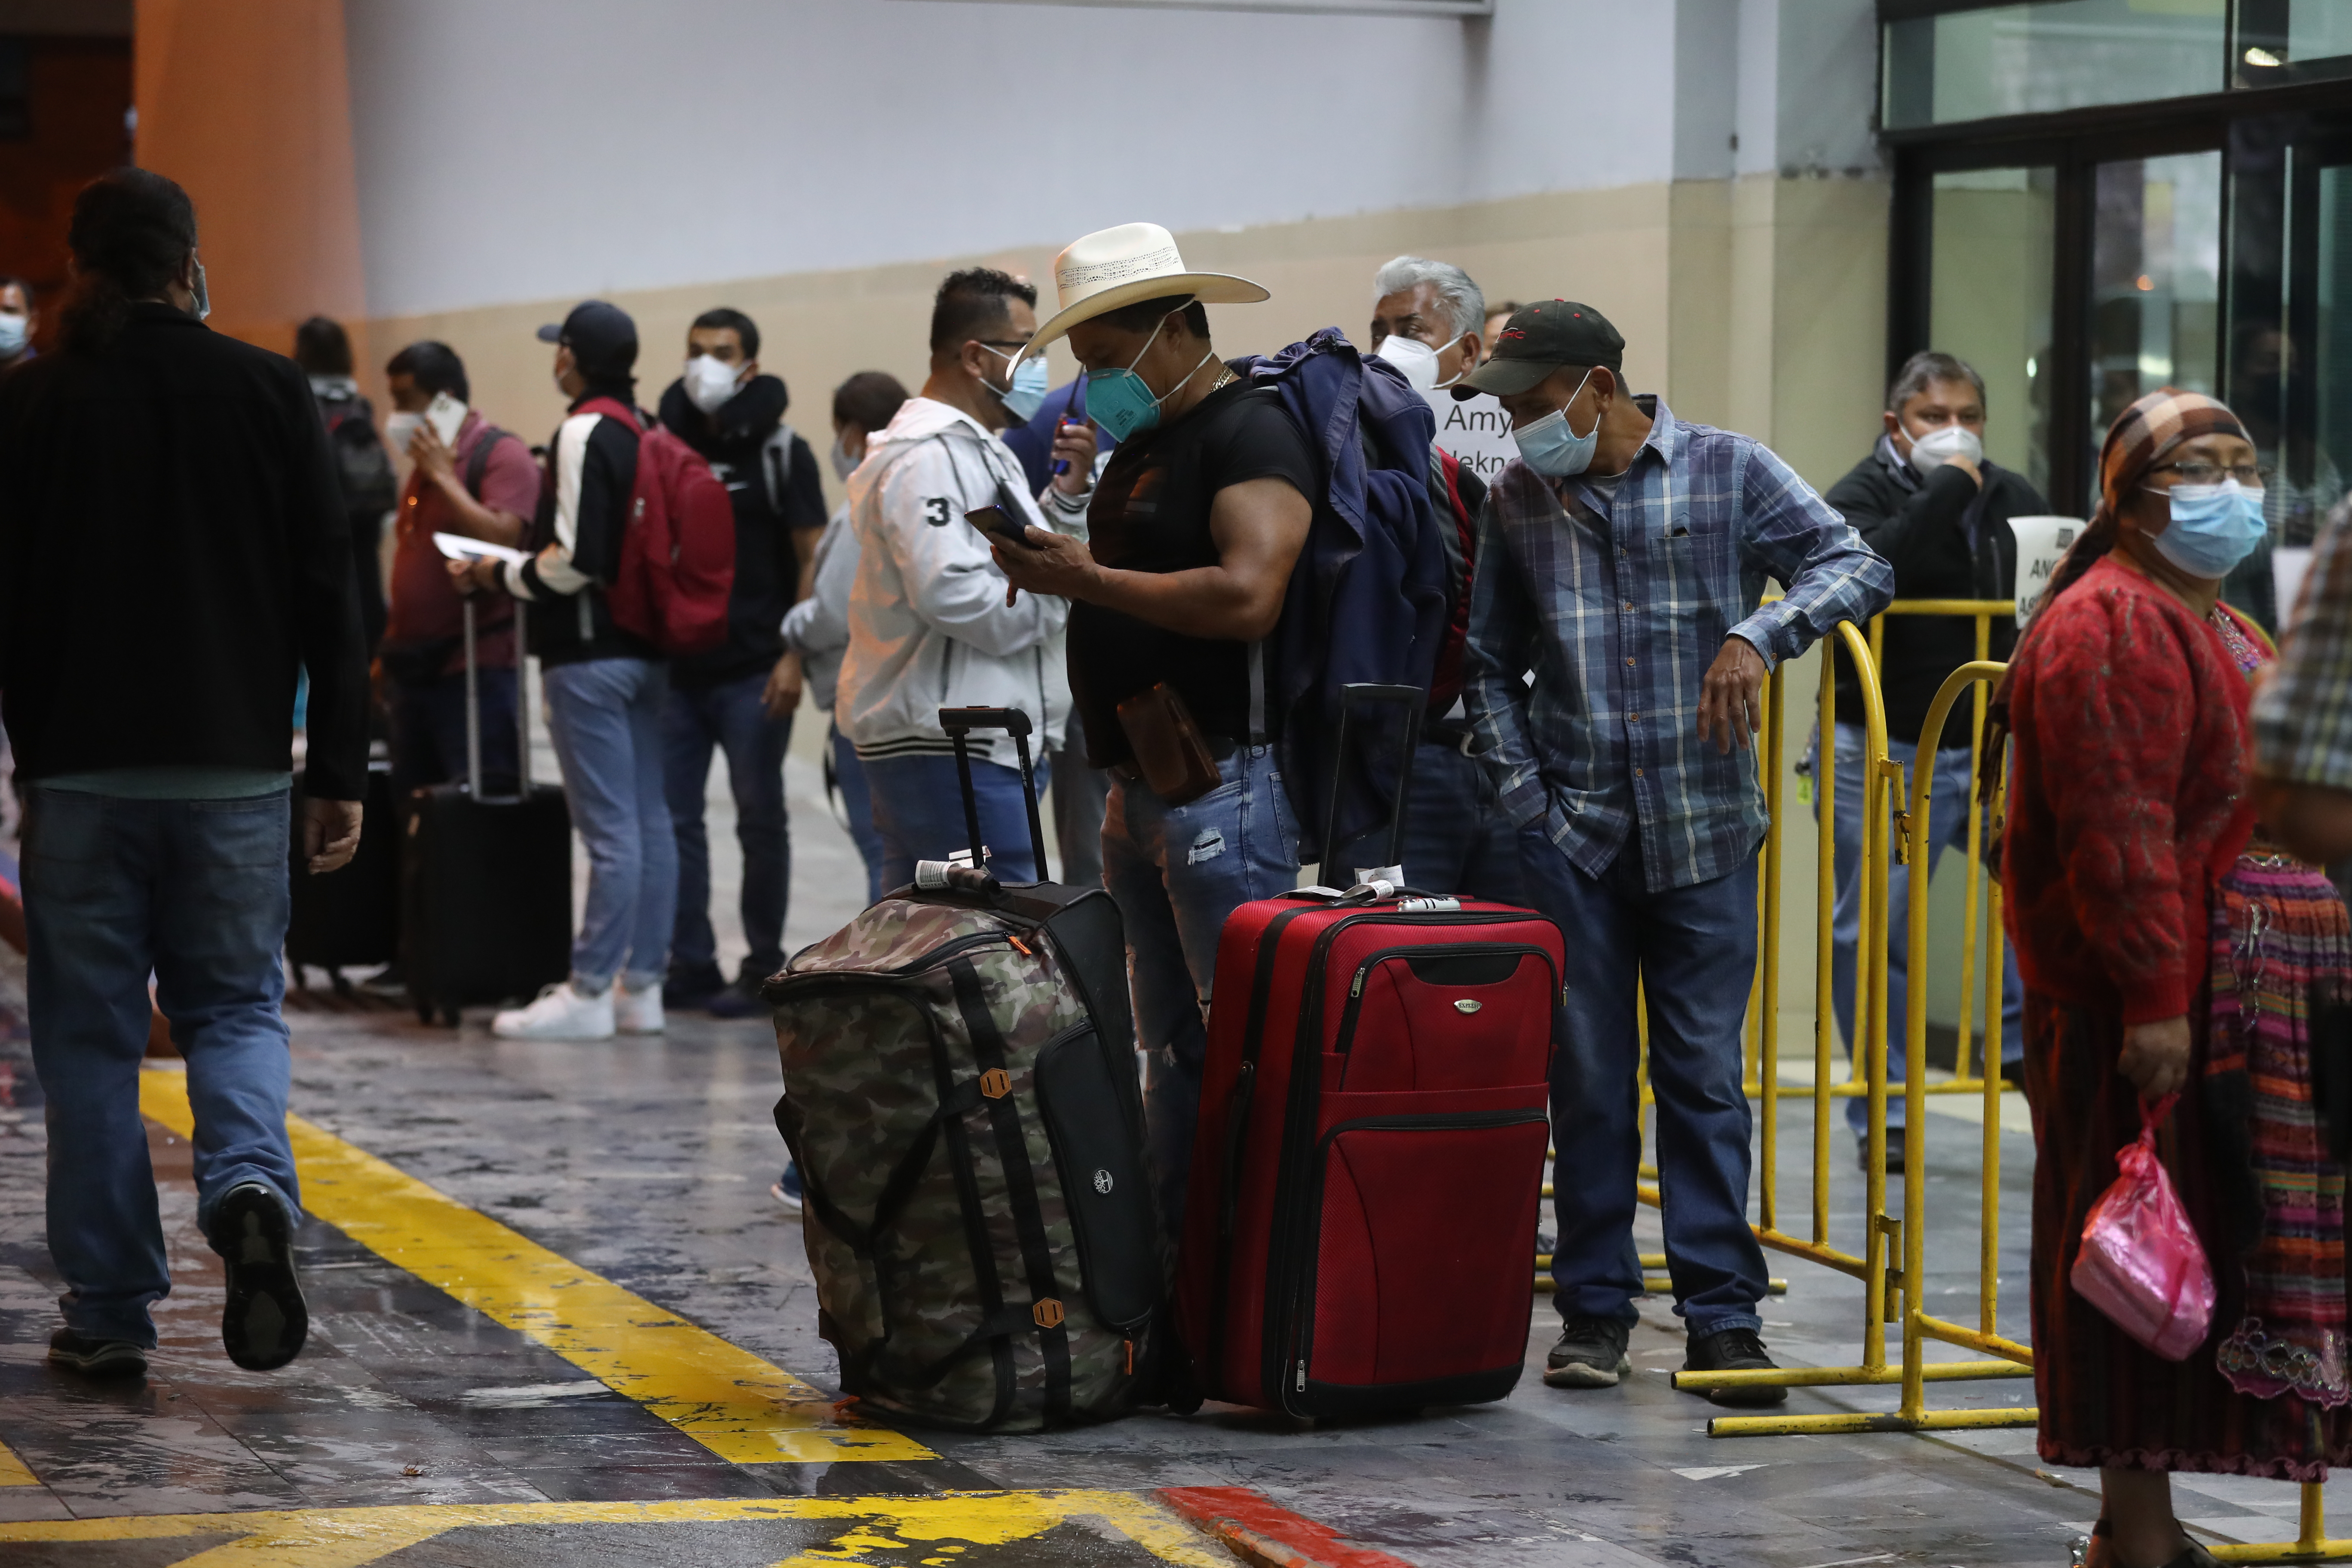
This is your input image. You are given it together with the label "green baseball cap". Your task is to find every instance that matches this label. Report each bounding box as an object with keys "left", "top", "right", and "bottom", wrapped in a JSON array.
[{"left": 1455, "top": 299, "right": 1625, "bottom": 400}]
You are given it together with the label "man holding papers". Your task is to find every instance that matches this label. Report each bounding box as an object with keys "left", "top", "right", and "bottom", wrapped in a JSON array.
[{"left": 379, "top": 340, "right": 539, "bottom": 801}]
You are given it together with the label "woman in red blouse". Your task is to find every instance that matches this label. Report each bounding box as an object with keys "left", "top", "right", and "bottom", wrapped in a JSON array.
[{"left": 2004, "top": 389, "right": 2350, "bottom": 1568}]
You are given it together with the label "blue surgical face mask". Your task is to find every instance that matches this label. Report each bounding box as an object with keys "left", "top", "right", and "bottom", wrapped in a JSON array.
[
  {"left": 0, "top": 313, "right": 27, "bottom": 357},
  {"left": 190, "top": 259, "right": 210, "bottom": 322},
  {"left": 1512, "top": 369, "right": 1599, "bottom": 478},
  {"left": 2143, "top": 478, "right": 2268, "bottom": 579},
  {"left": 980, "top": 345, "right": 1050, "bottom": 423},
  {"left": 1084, "top": 318, "right": 1216, "bottom": 443}
]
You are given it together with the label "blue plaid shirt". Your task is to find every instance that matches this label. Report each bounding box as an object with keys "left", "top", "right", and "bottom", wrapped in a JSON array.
[{"left": 1464, "top": 397, "right": 1893, "bottom": 891}]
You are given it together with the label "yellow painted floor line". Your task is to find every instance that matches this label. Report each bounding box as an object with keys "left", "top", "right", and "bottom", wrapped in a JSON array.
[
  {"left": 137, "top": 1066, "right": 932, "bottom": 1465},
  {"left": 0, "top": 1437, "right": 36, "bottom": 1486},
  {"left": 0, "top": 1490, "right": 1232, "bottom": 1568}
]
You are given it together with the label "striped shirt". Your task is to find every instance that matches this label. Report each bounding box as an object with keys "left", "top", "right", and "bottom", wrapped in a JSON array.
[
  {"left": 2254, "top": 497, "right": 2352, "bottom": 789},
  {"left": 1463, "top": 396, "right": 1894, "bottom": 891}
]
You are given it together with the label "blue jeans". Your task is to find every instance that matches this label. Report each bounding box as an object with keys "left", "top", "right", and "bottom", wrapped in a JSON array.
[
  {"left": 830, "top": 726, "right": 887, "bottom": 906},
  {"left": 23, "top": 786, "right": 301, "bottom": 1346},
  {"left": 1809, "top": 721, "right": 2025, "bottom": 1134},
  {"left": 662, "top": 672, "right": 791, "bottom": 980},
  {"left": 387, "top": 666, "right": 519, "bottom": 802},
  {"left": 1519, "top": 818, "right": 1769, "bottom": 1337},
  {"left": 543, "top": 657, "right": 676, "bottom": 993},
  {"left": 863, "top": 752, "right": 1041, "bottom": 892},
  {"left": 1401, "top": 739, "right": 1526, "bottom": 904},
  {"left": 1101, "top": 745, "right": 1302, "bottom": 1230}
]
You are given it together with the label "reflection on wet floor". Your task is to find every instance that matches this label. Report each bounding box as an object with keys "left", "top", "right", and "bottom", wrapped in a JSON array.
[{"left": 1, "top": 980, "right": 2344, "bottom": 1565}]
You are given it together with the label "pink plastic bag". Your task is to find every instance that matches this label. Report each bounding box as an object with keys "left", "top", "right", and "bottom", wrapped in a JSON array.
[{"left": 2070, "top": 1094, "right": 2216, "bottom": 1361}]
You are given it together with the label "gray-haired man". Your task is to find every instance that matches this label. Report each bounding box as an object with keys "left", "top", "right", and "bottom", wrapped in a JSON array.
[{"left": 1365, "top": 256, "right": 1523, "bottom": 903}]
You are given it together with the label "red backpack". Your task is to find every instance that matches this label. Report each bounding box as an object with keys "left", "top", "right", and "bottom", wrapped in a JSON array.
[{"left": 577, "top": 396, "right": 735, "bottom": 656}]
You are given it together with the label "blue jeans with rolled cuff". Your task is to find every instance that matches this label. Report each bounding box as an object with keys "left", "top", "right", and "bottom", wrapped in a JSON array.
[{"left": 543, "top": 656, "right": 677, "bottom": 994}]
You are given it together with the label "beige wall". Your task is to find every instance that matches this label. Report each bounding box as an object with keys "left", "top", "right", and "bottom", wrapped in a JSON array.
[{"left": 360, "top": 175, "right": 1887, "bottom": 511}]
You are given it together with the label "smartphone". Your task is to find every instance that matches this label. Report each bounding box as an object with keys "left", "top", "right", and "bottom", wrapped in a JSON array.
[{"left": 966, "top": 505, "right": 1044, "bottom": 552}]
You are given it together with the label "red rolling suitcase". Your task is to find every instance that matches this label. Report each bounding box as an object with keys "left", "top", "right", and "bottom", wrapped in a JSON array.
[{"left": 1174, "top": 685, "right": 1562, "bottom": 1417}]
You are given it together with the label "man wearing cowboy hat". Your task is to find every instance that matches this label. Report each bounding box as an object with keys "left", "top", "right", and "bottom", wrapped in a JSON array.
[
  {"left": 991, "top": 223, "right": 1318, "bottom": 1229},
  {"left": 1457, "top": 300, "right": 1892, "bottom": 1406}
]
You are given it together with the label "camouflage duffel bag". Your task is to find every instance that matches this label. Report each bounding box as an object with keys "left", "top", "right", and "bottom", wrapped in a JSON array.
[{"left": 765, "top": 874, "right": 1163, "bottom": 1432}]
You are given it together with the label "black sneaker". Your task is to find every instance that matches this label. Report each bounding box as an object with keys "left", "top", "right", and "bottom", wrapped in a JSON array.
[
  {"left": 215, "top": 1182, "right": 308, "bottom": 1372},
  {"left": 1682, "top": 1326, "right": 1788, "bottom": 1407},
  {"left": 1856, "top": 1135, "right": 1906, "bottom": 1177},
  {"left": 705, "top": 974, "right": 769, "bottom": 1020},
  {"left": 47, "top": 1327, "right": 147, "bottom": 1378},
  {"left": 662, "top": 964, "right": 726, "bottom": 1011},
  {"left": 1543, "top": 1315, "right": 1632, "bottom": 1389}
]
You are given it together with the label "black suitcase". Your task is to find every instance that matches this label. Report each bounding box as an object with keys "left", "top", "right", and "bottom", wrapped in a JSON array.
[
  {"left": 402, "top": 600, "right": 572, "bottom": 1026},
  {"left": 286, "top": 762, "right": 401, "bottom": 985}
]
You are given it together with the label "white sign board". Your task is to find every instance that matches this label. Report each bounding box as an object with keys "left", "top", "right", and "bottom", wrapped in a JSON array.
[
  {"left": 2008, "top": 514, "right": 2085, "bottom": 628},
  {"left": 2276, "top": 545, "right": 2316, "bottom": 632},
  {"left": 1427, "top": 390, "right": 1518, "bottom": 485}
]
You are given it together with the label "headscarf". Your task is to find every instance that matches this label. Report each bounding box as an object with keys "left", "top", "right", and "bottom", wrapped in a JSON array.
[{"left": 1978, "top": 387, "right": 2252, "bottom": 815}]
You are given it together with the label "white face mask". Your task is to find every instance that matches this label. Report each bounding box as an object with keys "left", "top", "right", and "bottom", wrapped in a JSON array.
[
  {"left": 385, "top": 410, "right": 424, "bottom": 452},
  {"left": 1906, "top": 421, "right": 1983, "bottom": 475},
  {"left": 684, "top": 353, "right": 745, "bottom": 413},
  {"left": 1371, "top": 331, "right": 1467, "bottom": 395},
  {"left": 830, "top": 432, "right": 861, "bottom": 482},
  {"left": 0, "top": 312, "right": 28, "bottom": 357}
]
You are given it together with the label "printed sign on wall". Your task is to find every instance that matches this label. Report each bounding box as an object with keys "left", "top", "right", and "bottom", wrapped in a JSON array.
[
  {"left": 1427, "top": 390, "right": 1518, "bottom": 483},
  {"left": 2008, "top": 514, "right": 2085, "bottom": 627}
]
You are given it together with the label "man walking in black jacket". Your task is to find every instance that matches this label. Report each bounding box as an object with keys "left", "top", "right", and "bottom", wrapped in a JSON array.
[
  {"left": 0, "top": 170, "right": 368, "bottom": 1378},
  {"left": 655, "top": 308, "right": 826, "bottom": 1015},
  {"left": 1816, "top": 350, "right": 2044, "bottom": 1165}
]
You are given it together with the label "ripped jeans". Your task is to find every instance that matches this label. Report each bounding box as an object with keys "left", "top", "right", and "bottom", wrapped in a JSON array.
[{"left": 1100, "top": 743, "right": 1302, "bottom": 1232}]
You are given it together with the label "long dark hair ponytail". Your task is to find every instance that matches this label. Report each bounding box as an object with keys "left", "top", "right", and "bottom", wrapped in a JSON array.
[{"left": 61, "top": 168, "right": 198, "bottom": 355}]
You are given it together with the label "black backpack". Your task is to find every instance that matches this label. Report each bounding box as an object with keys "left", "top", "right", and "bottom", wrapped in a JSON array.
[{"left": 318, "top": 392, "right": 396, "bottom": 518}]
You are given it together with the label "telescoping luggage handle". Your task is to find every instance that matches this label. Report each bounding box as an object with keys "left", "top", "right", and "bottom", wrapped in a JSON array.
[
  {"left": 931, "top": 706, "right": 1051, "bottom": 890},
  {"left": 460, "top": 596, "right": 532, "bottom": 802},
  {"left": 1314, "top": 683, "right": 1424, "bottom": 890}
]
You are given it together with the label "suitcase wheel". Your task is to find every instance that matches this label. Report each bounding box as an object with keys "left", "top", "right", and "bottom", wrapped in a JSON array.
[
  {"left": 438, "top": 1005, "right": 460, "bottom": 1029},
  {"left": 414, "top": 1001, "right": 433, "bottom": 1025}
]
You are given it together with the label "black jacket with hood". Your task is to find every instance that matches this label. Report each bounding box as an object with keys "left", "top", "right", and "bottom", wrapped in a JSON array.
[
  {"left": 1822, "top": 436, "right": 2048, "bottom": 748},
  {"left": 655, "top": 372, "right": 827, "bottom": 688}
]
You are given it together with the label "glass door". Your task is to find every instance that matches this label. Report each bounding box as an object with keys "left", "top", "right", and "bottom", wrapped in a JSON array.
[
  {"left": 1929, "top": 167, "right": 2059, "bottom": 500},
  {"left": 2087, "top": 150, "right": 2226, "bottom": 508}
]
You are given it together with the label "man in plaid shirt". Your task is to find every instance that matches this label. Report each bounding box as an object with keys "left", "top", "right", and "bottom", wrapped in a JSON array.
[
  {"left": 1457, "top": 301, "right": 1892, "bottom": 1406},
  {"left": 2257, "top": 497, "right": 2352, "bottom": 863}
]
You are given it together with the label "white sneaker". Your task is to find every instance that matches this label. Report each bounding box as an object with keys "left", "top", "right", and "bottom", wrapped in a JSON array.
[
  {"left": 613, "top": 981, "right": 664, "bottom": 1035},
  {"left": 491, "top": 983, "right": 615, "bottom": 1040}
]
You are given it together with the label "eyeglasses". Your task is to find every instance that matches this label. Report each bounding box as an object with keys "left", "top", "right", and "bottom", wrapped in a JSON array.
[{"left": 2151, "top": 460, "right": 2264, "bottom": 487}]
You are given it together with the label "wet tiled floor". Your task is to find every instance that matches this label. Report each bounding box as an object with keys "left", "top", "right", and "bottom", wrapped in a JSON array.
[{"left": 0, "top": 755, "right": 2345, "bottom": 1565}]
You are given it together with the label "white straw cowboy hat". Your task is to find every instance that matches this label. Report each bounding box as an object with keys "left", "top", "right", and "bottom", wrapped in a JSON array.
[{"left": 1017, "top": 222, "right": 1269, "bottom": 366}]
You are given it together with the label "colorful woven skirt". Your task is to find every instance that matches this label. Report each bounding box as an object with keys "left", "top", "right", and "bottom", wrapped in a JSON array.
[
  {"left": 2027, "top": 989, "right": 2352, "bottom": 1479},
  {"left": 2207, "top": 853, "right": 2352, "bottom": 1409}
]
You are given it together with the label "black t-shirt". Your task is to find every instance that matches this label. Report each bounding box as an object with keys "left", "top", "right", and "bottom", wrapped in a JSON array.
[{"left": 1069, "top": 379, "right": 1318, "bottom": 767}]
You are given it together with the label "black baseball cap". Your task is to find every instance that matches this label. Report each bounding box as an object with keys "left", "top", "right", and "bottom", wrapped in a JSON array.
[
  {"left": 1455, "top": 299, "right": 1624, "bottom": 399},
  {"left": 536, "top": 300, "right": 638, "bottom": 378}
]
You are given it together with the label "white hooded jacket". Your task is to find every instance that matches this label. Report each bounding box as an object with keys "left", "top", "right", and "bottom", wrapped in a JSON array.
[{"left": 835, "top": 396, "right": 1078, "bottom": 771}]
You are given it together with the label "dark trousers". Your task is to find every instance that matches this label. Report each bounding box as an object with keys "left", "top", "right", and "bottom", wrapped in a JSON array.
[
  {"left": 662, "top": 671, "right": 791, "bottom": 981},
  {"left": 387, "top": 666, "right": 520, "bottom": 803},
  {"left": 1517, "top": 818, "right": 1769, "bottom": 1338},
  {"left": 1401, "top": 738, "right": 1526, "bottom": 904}
]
